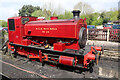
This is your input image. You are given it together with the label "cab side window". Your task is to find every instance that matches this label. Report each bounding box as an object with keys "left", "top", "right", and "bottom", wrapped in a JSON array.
[{"left": 8, "top": 19, "right": 15, "bottom": 31}]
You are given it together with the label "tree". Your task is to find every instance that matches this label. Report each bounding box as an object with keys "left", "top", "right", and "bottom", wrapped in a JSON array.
[
  {"left": 18, "top": 5, "right": 41, "bottom": 16},
  {"left": 32, "top": 10, "right": 43, "bottom": 17},
  {"left": 110, "top": 10, "right": 118, "bottom": 21},
  {"left": 90, "top": 13, "right": 99, "bottom": 26},
  {"left": 99, "top": 10, "right": 118, "bottom": 24},
  {"left": 57, "top": 10, "right": 73, "bottom": 19},
  {"left": 32, "top": 9, "right": 52, "bottom": 20},
  {"left": 74, "top": 2, "right": 94, "bottom": 15},
  {"left": 54, "top": 4, "right": 64, "bottom": 15},
  {"left": 81, "top": 12, "right": 100, "bottom": 26},
  {"left": 118, "top": 9, "right": 120, "bottom": 19},
  {"left": 99, "top": 11, "right": 108, "bottom": 24},
  {"left": 97, "top": 18, "right": 103, "bottom": 25},
  {"left": 0, "top": 20, "right": 8, "bottom": 27},
  {"left": 42, "top": 2, "right": 55, "bottom": 16}
]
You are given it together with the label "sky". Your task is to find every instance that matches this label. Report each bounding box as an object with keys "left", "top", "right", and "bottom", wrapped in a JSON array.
[{"left": 0, "top": 0, "right": 119, "bottom": 21}]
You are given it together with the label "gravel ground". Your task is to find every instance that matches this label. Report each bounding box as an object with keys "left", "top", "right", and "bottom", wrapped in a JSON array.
[
  {"left": 86, "top": 40, "right": 119, "bottom": 50},
  {"left": 0, "top": 32, "right": 119, "bottom": 79},
  {"left": 0, "top": 31, "right": 3, "bottom": 48},
  {"left": 2, "top": 61, "right": 41, "bottom": 78},
  {"left": 0, "top": 50, "right": 119, "bottom": 79}
]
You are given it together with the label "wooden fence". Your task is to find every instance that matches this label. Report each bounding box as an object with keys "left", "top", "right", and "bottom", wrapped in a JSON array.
[{"left": 87, "top": 29, "right": 120, "bottom": 42}]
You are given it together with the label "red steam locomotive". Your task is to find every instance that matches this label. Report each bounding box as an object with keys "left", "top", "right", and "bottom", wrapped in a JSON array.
[{"left": 7, "top": 10, "right": 103, "bottom": 69}]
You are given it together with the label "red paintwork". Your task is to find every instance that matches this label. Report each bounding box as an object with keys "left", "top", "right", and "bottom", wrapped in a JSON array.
[
  {"left": 24, "top": 18, "right": 86, "bottom": 50},
  {"left": 103, "top": 24, "right": 113, "bottom": 29},
  {"left": 53, "top": 42, "right": 66, "bottom": 51},
  {"left": 59, "top": 56, "right": 74, "bottom": 66},
  {"left": 22, "top": 39, "right": 31, "bottom": 46},
  {"left": 103, "top": 26, "right": 112, "bottom": 29},
  {"left": 39, "top": 50, "right": 42, "bottom": 62},
  {"left": 94, "top": 46, "right": 102, "bottom": 51},
  {"left": 8, "top": 16, "right": 37, "bottom": 44},
  {"left": 87, "top": 54, "right": 95, "bottom": 60},
  {"left": 7, "top": 15, "right": 102, "bottom": 69},
  {"left": 28, "top": 50, "right": 42, "bottom": 62},
  {"left": 50, "top": 16, "right": 58, "bottom": 20},
  {"left": 82, "top": 46, "right": 99, "bottom": 68},
  {"left": 24, "top": 19, "right": 86, "bottom": 40},
  {"left": 7, "top": 16, "right": 87, "bottom": 50}
]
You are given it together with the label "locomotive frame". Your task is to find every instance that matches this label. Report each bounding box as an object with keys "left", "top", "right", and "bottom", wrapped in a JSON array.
[{"left": 6, "top": 10, "right": 103, "bottom": 70}]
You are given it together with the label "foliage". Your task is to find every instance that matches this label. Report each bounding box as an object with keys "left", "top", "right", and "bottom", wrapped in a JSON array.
[
  {"left": 0, "top": 20, "right": 8, "bottom": 27},
  {"left": 74, "top": 2, "right": 94, "bottom": 15},
  {"left": 80, "top": 10, "right": 118, "bottom": 26},
  {"left": 118, "top": 9, "right": 120, "bottom": 19},
  {"left": 19, "top": 5, "right": 118, "bottom": 26},
  {"left": 18, "top": 5, "right": 41, "bottom": 16},
  {"left": 32, "top": 9, "right": 51, "bottom": 20},
  {"left": 110, "top": 10, "right": 118, "bottom": 21},
  {"left": 32, "top": 10, "right": 73, "bottom": 20},
  {"left": 57, "top": 10, "right": 73, "bottom": 19}
]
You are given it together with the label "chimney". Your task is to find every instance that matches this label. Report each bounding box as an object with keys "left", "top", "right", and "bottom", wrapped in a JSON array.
[{"left": 72, "top": 10, "right": 81, "bottom": 19}]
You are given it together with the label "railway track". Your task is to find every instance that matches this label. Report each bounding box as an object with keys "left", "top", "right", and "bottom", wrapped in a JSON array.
[
  {"left": 0, "top": 73, "right": 10, "bottom": 79},
  {"left": 0, "top": 50, "right": 119, "bottom": 78},
  {"left": 101, "top": 49, "right": 119, "bottom": 60},
  {"left": 0, "top": 59, "right": 48, "bottom": 79},
  {"left": 1, "top": 52, "right": 98, "bottom": 78}
]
